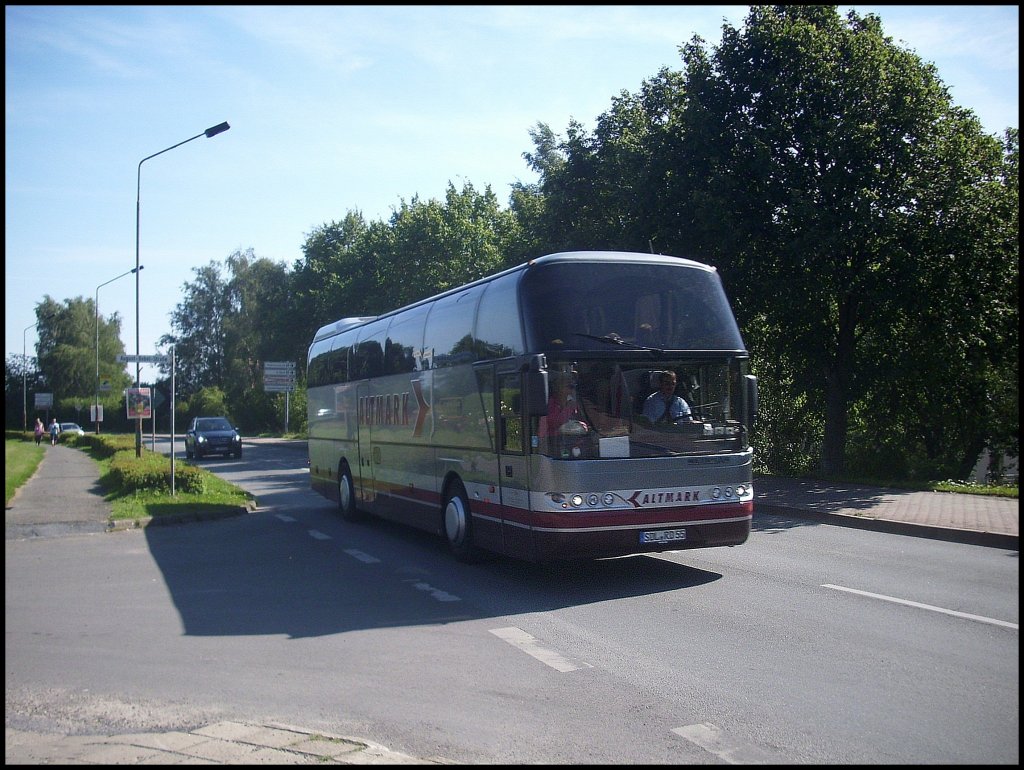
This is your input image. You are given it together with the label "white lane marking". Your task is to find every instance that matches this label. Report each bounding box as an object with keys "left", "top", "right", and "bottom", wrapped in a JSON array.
[
  {"left": 406, "top": 580, "right": 461, "bottom": 602},
  {"left": 344, "top": 548, "right": 381, "bottom": 564},
  {"left": 308, "top": 530, "right": 332, "bottom": 540},
  {"left": 488, "top": 626, "right": 592, "bottom": 673},
  {"left": 823, "top": 584, "right": 1018, "bottom": 630},
  {"left": 275, "top": 514, "right": 296, "bottom": 522},
  {"left": 672, "top": 722, "right": 775, "bottom": 764}
]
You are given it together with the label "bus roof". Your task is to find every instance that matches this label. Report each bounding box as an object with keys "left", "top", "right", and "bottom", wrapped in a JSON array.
[
  {"left": 311, "top": 316, "right": 377, "bottom": 343},
  {"left": 310, "top": 251, "right": 717, "bottom": 343}
]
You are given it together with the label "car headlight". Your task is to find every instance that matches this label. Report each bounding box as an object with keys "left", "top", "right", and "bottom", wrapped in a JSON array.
[{"left": 197, "top": 436, "right": 207, "bottom": 444}]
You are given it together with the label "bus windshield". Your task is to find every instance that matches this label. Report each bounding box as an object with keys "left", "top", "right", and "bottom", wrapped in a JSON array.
[{"left": 520, "top": 260, "right": 746, "bottom": 353}]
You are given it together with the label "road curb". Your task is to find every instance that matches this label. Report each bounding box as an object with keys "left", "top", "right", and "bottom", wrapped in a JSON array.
[
  {"left": 106, "top": 501, "right": 258, "bottom": 532},
  {"left": 756, "top": 503, "right": 1019, "bottom": 551}
]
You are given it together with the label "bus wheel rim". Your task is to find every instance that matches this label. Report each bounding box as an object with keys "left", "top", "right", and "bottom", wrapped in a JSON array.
[
  {"left": 339, "top": 471, "right": 352, "bottom": 511},
  {"left": 445, "top": 495, "right": 466, "bottom": 543}
]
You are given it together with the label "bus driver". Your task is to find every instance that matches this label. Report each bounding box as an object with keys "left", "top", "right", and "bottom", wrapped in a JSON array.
[{"left": 642, "top": 370, "right": 693, "bottom": 425}]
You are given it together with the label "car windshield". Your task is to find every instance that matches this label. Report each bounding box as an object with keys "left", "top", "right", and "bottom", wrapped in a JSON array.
[
  {"left": 198, "top": 418, "right": 232, "bottom": 431},
  {"left": 60, "top": 423, "right": 80, "bottom": 430}
]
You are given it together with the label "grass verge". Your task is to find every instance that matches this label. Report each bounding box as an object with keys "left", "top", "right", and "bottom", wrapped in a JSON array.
[
  {"left": 94, "top": 447, "right": 255, "bottom": 522},
  {"left": 5, "top": 439, "right": 46, "bottom": 505}
]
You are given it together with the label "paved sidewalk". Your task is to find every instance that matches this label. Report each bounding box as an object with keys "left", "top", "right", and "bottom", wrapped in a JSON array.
[
  {"left": 755, "top": 476, "right": 1018, "bottom": 550},
  {"left": 5, "top": 443, "right": 1018, "bottom": 764},
  {"left": 4, "top": 720, "right": 436, "bottom": 765}
]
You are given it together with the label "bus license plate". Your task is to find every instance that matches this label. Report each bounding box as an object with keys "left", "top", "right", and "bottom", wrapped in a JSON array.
[{"left": 640, "top": 528, "right": 686, "bottom": 544}]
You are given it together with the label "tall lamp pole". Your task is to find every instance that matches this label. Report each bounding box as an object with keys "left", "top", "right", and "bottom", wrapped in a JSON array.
[
  {"left": 135, "top": 121, "right": 230, "bottom": 456},
  {"left": 95, "top": 266, "right": 143, "bottom": 434},
  {"left": 22, "top": 312, "right": 56, "bottom": 431}
]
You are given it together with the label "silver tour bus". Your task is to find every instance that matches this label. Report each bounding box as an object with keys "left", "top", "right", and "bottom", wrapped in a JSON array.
[{"left": 307, "top": 251, "right": 758, "bottom": 562}]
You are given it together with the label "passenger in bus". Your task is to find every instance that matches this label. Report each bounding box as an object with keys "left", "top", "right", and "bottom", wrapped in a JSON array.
[
  {"left": 578, "top": 362, "right": 630, "bottom": 435},
  {"left": 642, "top": 370, "right": 693, "bottom": 425},
  {"left": 538, "top": 373, "right": 588, "bottom": 437}
]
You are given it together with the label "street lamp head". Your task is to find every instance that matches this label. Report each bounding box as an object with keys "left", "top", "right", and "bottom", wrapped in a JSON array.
[{"left": 205, "top": 122, "right": 230, "bottom": 138}]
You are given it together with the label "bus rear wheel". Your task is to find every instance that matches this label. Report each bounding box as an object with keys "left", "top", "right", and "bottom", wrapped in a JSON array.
[
  {"left": 443, "top": 481, "right": 484, "bottom": 562},
  {"left": 338, "top": 462, "right": 363, "bottom": 522}
]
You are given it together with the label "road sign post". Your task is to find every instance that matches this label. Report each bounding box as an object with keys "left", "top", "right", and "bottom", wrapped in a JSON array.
[{"left": 264, "top": 362, "right": 297, "bottom": 433}]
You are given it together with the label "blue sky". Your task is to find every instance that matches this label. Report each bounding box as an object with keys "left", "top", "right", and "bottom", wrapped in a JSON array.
[{"left": 5, "top": 5, "right": 1019, "bottom": 387}]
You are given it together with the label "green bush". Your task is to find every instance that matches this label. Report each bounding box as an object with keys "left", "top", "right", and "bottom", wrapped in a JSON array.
[
  {"left": 107, "top": 448, "right": 206, "bottom": 494},
  {"left": 74, "top": 433, "right": 139, "bottom": 458}
]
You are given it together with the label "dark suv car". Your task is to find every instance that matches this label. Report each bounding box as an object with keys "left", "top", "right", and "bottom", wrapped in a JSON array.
[{"left": 185, "top": 416, "right": 242, "bottom": 459}]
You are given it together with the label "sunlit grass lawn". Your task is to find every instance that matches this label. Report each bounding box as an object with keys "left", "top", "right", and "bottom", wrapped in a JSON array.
[{"left": 5, "top": 440, "right": 46, "bottom": 505}]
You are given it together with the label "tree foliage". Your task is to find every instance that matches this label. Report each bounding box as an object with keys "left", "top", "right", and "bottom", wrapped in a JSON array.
[{"left": 11, "top": 7, "right": 1017, "bottom": 481}]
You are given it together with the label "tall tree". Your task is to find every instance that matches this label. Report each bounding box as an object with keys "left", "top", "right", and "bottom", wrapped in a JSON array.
[
  {"left": 34, "top": 296, "right": 130, "bottom": 402},
  {"left": 678, "top": 5, "right": 1012, "bottom": 475},
  {"left": 160, "top": 261, "right": 231, "bottom": 397},
  {"left": 384, "top": 182, "right": 517, "bottom": 307},
  {"left": 290, "top": 211, "right": 371, "bottom": 352}
]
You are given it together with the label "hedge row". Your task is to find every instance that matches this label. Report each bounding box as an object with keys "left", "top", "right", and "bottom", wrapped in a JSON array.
[{"left": 108, "top": 448, "right": 206, "bottom": 494}]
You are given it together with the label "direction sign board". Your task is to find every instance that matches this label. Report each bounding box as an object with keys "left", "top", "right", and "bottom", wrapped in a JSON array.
[
  {"left": 117, "top": 354, "right": 168, "bottom": 364},
  {"left": 263, "top": 361, "right": 296, "bottom": 392}
]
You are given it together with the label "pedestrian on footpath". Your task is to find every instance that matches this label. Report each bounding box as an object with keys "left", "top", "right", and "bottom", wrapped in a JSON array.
[
  {"left": 34, "top": 417, "right": 44, "bottom": 445},
  {"left": 49, "top": 418, "right": 60, "bottom": 446}
]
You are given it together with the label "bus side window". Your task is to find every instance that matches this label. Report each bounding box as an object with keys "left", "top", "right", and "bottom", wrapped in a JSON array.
[{"left": 499, "top": 373, "right": 523, "bottom": 453}]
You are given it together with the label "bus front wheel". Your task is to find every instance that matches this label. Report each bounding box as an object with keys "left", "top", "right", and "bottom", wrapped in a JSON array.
[
  {"left": 443, "top": 481, "right": 483, "bottom": 562},
  {"left": 338, "top": 462, "right": 363, "bottom": 522}
]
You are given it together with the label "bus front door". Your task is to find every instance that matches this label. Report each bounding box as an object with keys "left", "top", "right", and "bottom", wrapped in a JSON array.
[
  {"left": 355, "top": 382, "right": 377, "bottom": 507},
  {"left": 496, "top": 369, "right": 532, "bottom": 557}
]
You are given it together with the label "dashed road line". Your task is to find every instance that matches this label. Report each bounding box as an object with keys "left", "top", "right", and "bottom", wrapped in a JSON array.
[
  {"left": 489, "top": 626, "right": 592, "bottom": 672},
  {"left": 406, "top": 579, "right": 461, "bottom": 602},
  {"left": 307, "top": 529, "right": 332, "bottom": 540},
  {"left": 344, "top": 548, "right": 381, "bottom": 564},
  {"left": 672, "top": 722, "right": 775, "bottom": 764}
]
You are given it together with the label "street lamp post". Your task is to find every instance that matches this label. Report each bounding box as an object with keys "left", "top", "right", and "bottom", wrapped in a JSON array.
[
  {"left": 95, "top": 266, "right": 143, "bottom": 434},
  {"left": 135, "top": 121, "right": 230, "bottom": 456},
  {"left": 22, "top": 312, "right": 56, "bottom": 431}
]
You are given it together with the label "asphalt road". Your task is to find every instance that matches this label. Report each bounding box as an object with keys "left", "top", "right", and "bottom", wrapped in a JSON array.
[{"left": 6, "top": 439, "right": 1019, "bottom": 764}]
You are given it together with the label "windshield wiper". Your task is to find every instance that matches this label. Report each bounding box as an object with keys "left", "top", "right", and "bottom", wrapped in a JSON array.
[{"left": 572, "top": 332, "right": 664, "bottom": 355}]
